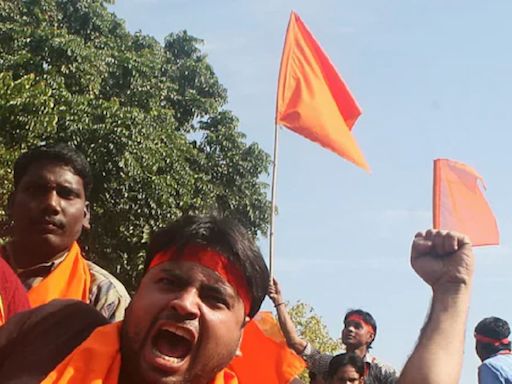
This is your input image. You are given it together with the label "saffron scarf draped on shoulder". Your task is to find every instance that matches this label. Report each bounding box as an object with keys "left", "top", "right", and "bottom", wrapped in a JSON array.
[
  {"left": 229, "top": 311, "right": 306, "bottom": 383},
  {"left": 28, "top": 241, "right": 91, "bottom": 307},
  {"left": 42, "top": 322, "right": 238, "bottom": 384}
]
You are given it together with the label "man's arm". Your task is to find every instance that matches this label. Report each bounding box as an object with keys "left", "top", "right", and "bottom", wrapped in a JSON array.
[
  {"left": 399, "top": 230, "right": 474, "bottom": 384},
  {"left": 268, "top": 278, "right": 308, "bottom": 354}
]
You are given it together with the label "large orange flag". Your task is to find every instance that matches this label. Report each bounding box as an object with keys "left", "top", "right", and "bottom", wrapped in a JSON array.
[
  {"left": 276, "top": 11, "right": 369, "bottom": 171},
  {"left": 433, "top": 159, "right": 499, "bottom": 246},
  {"left": 228, "top": 311, "right": 305, "bottom": 383}
]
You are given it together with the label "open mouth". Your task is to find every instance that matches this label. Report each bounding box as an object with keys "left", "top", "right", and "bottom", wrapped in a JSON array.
[{"left": 151, "top": 326, "right": 195, "bottom": 365}]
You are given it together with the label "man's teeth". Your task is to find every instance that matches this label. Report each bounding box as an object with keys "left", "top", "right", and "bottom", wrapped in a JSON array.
[{"left": 153, "top": 347, "right": 185, "bottom": 363}]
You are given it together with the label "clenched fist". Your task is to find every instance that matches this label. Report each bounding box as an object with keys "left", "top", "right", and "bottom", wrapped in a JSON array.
[{"left": 411, "top": 229, "right": 474, "bottom": 292}]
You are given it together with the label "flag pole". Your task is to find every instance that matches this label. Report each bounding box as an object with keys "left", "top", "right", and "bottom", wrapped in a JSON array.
[{"left": 269, "top": 123, "right": 280, "bottom": 278}]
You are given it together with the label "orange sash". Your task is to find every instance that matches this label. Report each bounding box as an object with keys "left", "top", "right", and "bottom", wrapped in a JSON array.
[
  {"left": 42, "top": 321, "right": 238, "bottom": 384},
  {"left": 228, "top": 311, "right": 305, "bottom": 383},
  {"left": 28, "top": 242, "right": 91, "bottom": 308}
]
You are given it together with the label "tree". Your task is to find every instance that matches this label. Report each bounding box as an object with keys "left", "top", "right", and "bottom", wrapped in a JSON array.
[
  {"left": 288, "top": 301, "right": 341, "bottom": 383},
  {"left": 0, "top": 0, "right": 271, "bottom": 291}
]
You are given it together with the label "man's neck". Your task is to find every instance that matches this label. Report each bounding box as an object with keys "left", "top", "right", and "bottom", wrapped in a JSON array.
[
  {"left": 346, "top": 345, "right": 369, "bottom": 359},
  {"left": 7, "top": 241, "right": 69, "bottom": 270}
]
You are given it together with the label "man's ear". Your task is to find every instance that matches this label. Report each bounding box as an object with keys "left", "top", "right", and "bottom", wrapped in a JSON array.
[
  {"left": 82, "top": 201, "right": 91, "bottom": 230},
  {"left": 235, "top": 315, "right": 251, "bottom": 357}
]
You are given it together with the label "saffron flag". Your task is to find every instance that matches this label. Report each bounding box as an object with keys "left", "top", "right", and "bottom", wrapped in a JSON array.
[
  {"left": 433, "top": 159, "right": 499, "bottom": 246},
  {"left": 228, "top": 311, "right": 306, "bottom": 383},
  {"left": 276, "top": 11, "right": 369, "bottom": 171}
]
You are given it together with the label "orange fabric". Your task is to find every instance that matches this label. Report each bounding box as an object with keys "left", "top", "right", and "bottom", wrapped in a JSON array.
[
  {"left": 433, "top": 159, "right": 499, "bottom": 246},
  {"left": 28, "top": 241, "right": 91, "bottom": 308},
  {"left": 149, "top": 244, "right": 251, "bottom": 315},
  {"left": 228, "top": 311, "right": 306, "bottom": 383},
  {"left": 42, "top": 321, "right": 238, "bottom": 384},
  {"left": 276, "top": 11, "right": 369, "bottom": 171}
]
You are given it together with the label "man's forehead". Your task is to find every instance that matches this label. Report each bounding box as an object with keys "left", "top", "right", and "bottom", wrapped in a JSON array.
[
  {"left": 19, "top": 161, "right": 82, "bottom": 183},
  {"left": 156, "top": 261, "right": 235, "bottom": 289}
]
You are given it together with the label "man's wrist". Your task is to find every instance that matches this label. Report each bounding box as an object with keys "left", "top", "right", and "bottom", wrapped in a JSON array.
[{"left": 274, "top": 302, "right": 285, "bottom": 308}]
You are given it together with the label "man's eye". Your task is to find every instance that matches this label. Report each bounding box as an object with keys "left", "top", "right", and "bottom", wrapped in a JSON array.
[
  {"left": 205, "top": 294, "right": 229, "bottom": 308},
  {"left": 157, "top": 277, "right": 178, "bottom": 287},
  {"left": 58, "top": 187, "right": 76, "bottom": 199}
]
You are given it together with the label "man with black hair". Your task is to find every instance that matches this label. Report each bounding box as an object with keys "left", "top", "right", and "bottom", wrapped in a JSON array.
[
  {"left": 474, "top": 316, "right": 512, "bottom": 383},
  {"left": 32, "top": 214, "right": 270, "bottom": 383},
  {"left": 268, "top": 280, "right": 397, "bottom": 380},
  {"left": 326, "top": 353, "right": 365, "bottom": 384},
  {"left": 1, "top": 143, "right": 130, "bottom": 321}
]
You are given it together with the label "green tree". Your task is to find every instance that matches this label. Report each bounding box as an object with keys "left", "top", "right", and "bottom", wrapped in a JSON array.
[
  {"left": 288, "top": 301, "right": 341, "bottom": 383},
  {"left": 0, "top": 0, "right": 271, "bottom": 291}
]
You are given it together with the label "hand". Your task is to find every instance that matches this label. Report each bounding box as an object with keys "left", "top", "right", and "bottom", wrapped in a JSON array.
[
  {"left": 268, "top": 278, "right": 284, "bottom": 304},
  {"left": 411, "top": 229, "right": 474, "bottom": 292}
]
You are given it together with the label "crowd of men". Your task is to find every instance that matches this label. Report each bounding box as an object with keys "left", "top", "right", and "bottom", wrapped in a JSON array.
[{"left": 0, "top": 143, "right": 509, "bottom": 383}]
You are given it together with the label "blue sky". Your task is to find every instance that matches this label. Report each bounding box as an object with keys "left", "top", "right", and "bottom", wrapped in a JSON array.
[{"left": 110, "top": 1, "right": 512, "bottom": 382}]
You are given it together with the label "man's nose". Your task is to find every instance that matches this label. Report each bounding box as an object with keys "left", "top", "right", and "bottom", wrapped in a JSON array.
[
  {"left": 169, "top": 287, "right": 201, "bottom": 320},
  {"left": 42, "top": 190, "right": 60, "bottom": 214}
]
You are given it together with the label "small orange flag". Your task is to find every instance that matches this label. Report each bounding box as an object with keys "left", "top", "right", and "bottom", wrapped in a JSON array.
[
  {"left": 276, "top": 11, "right": 369, "bottom": 171},
  {"left": 433, "top": 159, "right": 499, "bottom": 246},
  {"left": 228, "top": 311, "right": 306, "bottom": 383}
]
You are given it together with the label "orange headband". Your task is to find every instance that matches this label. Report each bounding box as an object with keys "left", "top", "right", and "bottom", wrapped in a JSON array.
[
  {"left": 149, "top": 244, "right": 252, "bottom": 316},
  {"left": 474, "top": 333, "right": 510, "bottom": 346},
  {"left": 346, "top": 314, "right": 375, "bottom": 333}
]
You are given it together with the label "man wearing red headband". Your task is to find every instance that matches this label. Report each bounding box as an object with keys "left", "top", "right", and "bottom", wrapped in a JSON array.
[
  {"left": 268, "top": 280, "right": 397, "bottom": 381},
  {"left": 0, "top": 215, "right": 270, "bottom": 383},
  {"left": 474, "top": 317, "right": 512, "bottom": 383}
]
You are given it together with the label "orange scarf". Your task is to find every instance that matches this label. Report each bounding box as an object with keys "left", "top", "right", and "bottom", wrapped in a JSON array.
[
  {"left": 28, "top": 241, "right": 91, "bottom": 307},
  {"left": 42, "top": 322, "right": 238, "bottom": 384}
]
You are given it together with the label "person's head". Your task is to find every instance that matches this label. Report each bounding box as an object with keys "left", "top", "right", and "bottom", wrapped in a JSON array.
[
  {"left": 342, "top": 309, "right": 377, "bottom": 352},
  {"left": 8, "top": 143, "right": 91, "bottom": 264},
  {"left": 310, "top": 371, "right": 326, "bottom": 384},
  {"left": 326, "top": 353, "right": 365, "bottom": 384},
  {"left": 121, "top": 215, "right": 270, "bottom": 384},
  {"left": 474, "top": 316, "right": 511, "bottom": 361}
]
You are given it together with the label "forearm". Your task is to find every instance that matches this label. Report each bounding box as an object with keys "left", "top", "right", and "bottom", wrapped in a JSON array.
[
  {"left": 399, "top": 284, "right": 472, "bottom": 384},
  {"left": 275, "top": 303, "right": 307, "bottom": 354}
]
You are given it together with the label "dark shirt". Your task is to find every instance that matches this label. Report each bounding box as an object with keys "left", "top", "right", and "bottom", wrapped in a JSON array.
[
  {"left": 0, "top": 299, "right": 108, "bottom": 384},
  {"left": 0, "top": 256, "right": 29, "bottom": 321}
]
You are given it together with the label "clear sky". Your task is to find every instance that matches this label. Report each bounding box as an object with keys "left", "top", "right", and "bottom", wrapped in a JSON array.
[{"left": 110, "top": 1, "right": 512, "bottom": 382}]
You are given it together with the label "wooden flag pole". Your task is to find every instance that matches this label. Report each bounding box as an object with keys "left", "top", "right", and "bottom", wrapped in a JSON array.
[{"left": 269, "top": 123, "right": 280, "bottom": 278}]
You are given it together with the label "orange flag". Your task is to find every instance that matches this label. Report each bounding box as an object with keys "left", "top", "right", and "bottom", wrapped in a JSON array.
[
  {"left": 228, "top": 311, "right": 306, "bottom": 383},
  {"left": 433, "top": 159, "right": 499, "bottom": 246},
  {"left": 276, "top": 11, "right": 369, "bottom": 171}
]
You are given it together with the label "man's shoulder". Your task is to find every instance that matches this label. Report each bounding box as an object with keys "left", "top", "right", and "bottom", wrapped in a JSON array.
[
  {"left": 86, "top": 260, "right": 131, "bottom": 321},
  {"left": 366, "top": 352, "right": 399, "bottom": 376},
  {"left": 483, "top": 353, "right": 512, "bottom": 369}
]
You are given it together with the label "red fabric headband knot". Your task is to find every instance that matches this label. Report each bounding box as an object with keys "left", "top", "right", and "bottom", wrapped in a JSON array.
[
  {"left": 346, "top": 314, "right": 375, "bottom": 333},
  {"left": 474, "top": 332, "right": 510, "bottom": 346},
  {"left": 149, "top": 244, "right": 252, "bottom": 316}
]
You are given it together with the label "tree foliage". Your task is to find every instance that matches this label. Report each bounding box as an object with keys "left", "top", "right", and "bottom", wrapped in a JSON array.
[
  {"left": 0, "top": 0, "right": 271, "bottom": 291},
  {"left": 288, "top": 301, "right": 341, "bottom": 383}
]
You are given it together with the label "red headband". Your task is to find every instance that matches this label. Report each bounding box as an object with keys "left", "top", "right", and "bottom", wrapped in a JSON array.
[
  {"left": 149, "top": 244, "right": 251, "bottom": 316},
  {"left": 474, "top": 333, "right": 510, "bottom": 346},
  {"left": 346, "top": 314, "right": 375, "bottom": 333}
]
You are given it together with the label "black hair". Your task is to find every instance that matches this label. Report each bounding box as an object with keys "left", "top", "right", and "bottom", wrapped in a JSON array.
[
  {"left": 327, "top": 352, "right": 365, "bottom": 380},
  {"left": 475, "top": 316, "right": 511, "bottom": 356},
  {"left": 345, "top": 309, "right": 378, "bottom": 348},
  {"left": 13, "top": 143, "right": 93, "bottom": 198},
  {"left": 144, "top": 215, "right": 269, "bottom": 318}
]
